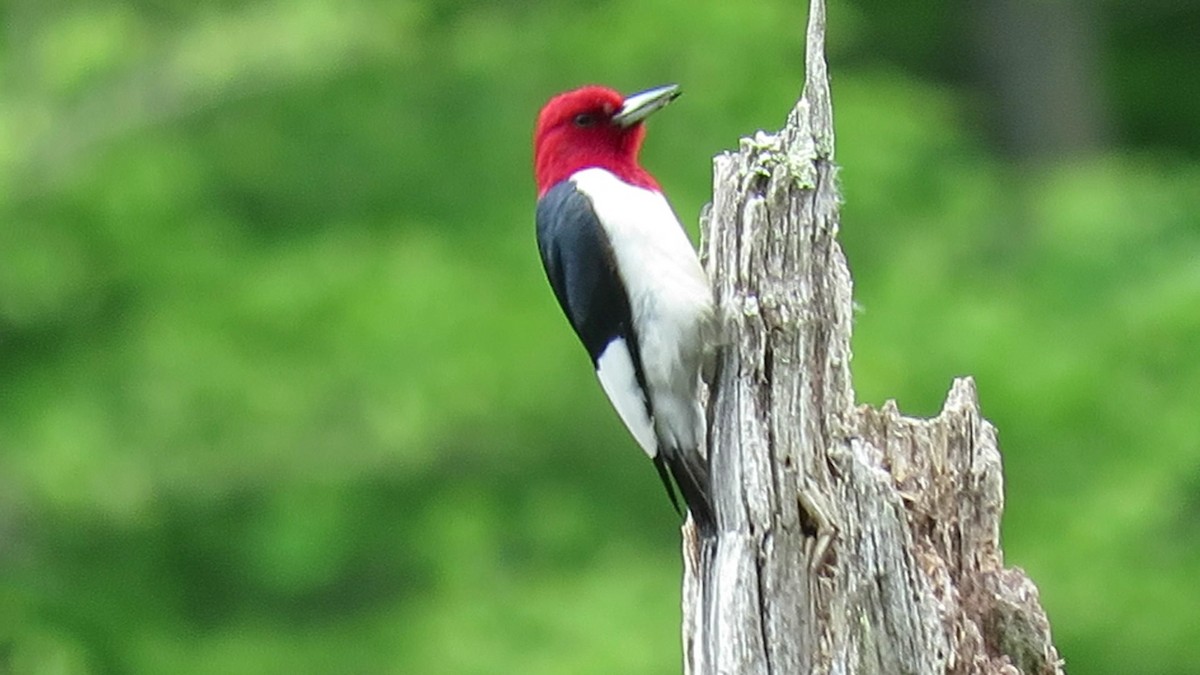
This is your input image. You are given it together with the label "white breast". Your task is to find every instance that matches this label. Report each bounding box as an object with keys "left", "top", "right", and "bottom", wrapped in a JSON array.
[{"left": 571, "top": 168, "right": 714, "bottom": 453}]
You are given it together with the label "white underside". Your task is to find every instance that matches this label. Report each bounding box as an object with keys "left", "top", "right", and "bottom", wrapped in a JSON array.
[
  {"left": 571, "top": 167, "right": 715, "bottom": 457},
  {"left": 596, "top": 338, "right": 657, "bottom": 457}
]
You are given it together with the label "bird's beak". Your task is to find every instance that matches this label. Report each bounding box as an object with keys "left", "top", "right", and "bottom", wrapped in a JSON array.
[{"left": 613, "top": 84, "right": 681, "bottom": 128}]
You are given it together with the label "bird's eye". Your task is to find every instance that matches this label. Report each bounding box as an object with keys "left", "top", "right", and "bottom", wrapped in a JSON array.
[{"left": 573, "top": 113, "right": 597, "bottom": 127}]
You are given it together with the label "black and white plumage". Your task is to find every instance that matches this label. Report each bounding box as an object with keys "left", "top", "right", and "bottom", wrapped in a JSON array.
[{"left": 535, "top": 165, "right": 716, "bottom": 532}]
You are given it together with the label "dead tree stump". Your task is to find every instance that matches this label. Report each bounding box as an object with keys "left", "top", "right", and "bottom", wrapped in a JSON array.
[{"left": 681, "top": 1, "right": 1064, "bottom": 673}]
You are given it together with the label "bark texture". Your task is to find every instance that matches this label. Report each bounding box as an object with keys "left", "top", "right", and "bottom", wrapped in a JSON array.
[{"left": 682, "top": 1, "right": 1064, "bottom": 672}]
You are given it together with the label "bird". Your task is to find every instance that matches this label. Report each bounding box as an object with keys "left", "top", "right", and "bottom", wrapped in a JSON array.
[{"left": 533, "top": 84, "right": 716, "bottom": 533}]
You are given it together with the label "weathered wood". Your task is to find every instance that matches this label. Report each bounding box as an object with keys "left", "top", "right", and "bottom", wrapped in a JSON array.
[{"left": 682, "top": 0, "right": 1064, "bottom": 672}]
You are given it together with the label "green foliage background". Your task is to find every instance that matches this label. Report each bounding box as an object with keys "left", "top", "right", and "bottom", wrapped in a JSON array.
[{"left": 2, "top": 1, "right": 1198, "bottom": 673}]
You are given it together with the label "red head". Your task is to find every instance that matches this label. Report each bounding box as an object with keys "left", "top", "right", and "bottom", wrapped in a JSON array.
[{"left": 533, "top": 84, "right": 681, "bottom": 196}]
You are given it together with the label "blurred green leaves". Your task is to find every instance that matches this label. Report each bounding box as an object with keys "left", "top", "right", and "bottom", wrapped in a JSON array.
[{"left": 1, "top": 0, "right": 1198, "bottom": 673}]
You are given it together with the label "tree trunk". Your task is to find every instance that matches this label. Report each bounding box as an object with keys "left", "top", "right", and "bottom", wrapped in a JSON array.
[
  {"left": 973, "top": 0, "right": 1108, "bottom": 161},
  {"left": 682, "top": 1, "right": 1064, "bottom": 673}
]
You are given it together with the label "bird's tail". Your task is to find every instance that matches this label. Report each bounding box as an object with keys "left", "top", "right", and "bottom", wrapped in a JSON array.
[{"left": 654, "top": 448, "right": 715, "bottom": 535}]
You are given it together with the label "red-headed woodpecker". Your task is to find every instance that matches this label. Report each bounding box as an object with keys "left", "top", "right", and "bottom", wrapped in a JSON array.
[{"left": 533, "top": 84, "right": 716, "bottom": 532}]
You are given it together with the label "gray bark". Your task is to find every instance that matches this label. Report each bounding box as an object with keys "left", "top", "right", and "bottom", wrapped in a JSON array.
[{"left": 682, "top": 1, "right": 1064, "bottom": 673}]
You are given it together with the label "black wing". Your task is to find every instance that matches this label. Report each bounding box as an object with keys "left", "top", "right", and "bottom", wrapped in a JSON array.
[{"left": 536, "top": 181, "right": 636, "bottom": 365}]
